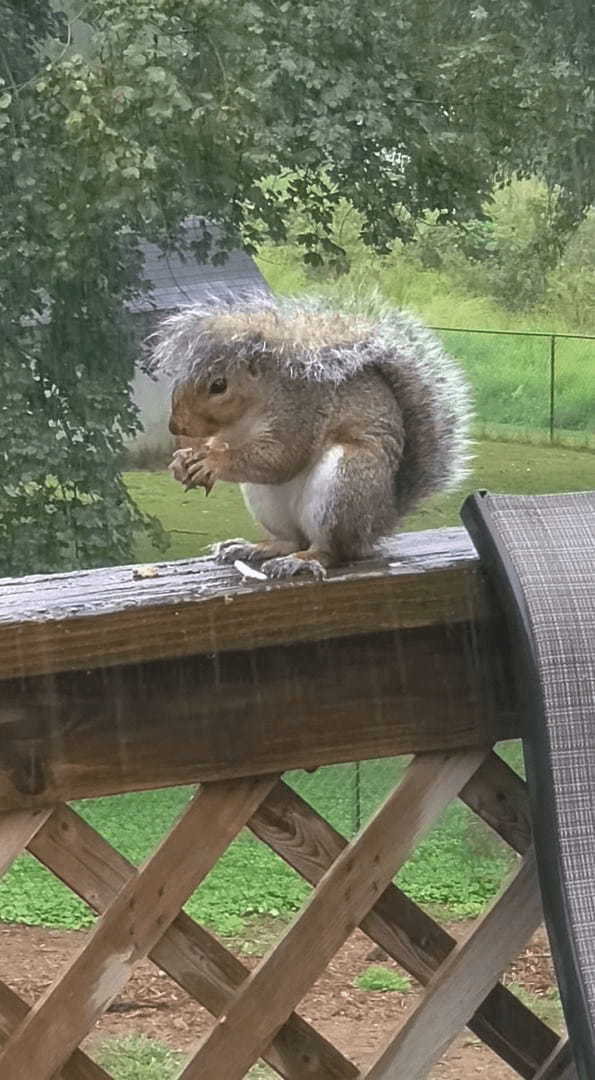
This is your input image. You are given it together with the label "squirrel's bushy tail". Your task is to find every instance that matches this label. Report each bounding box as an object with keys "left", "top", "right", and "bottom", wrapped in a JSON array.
[
  {"left": 369, "top": 307, "right": 472, "bottom": 517},
  {"left": 266, "top": 293, "right": 473, "bottom": 517}
]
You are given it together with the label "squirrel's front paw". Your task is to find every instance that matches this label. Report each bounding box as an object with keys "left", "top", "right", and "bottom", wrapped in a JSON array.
[
  {"left": 169, "top": 448, "right": 216, "bottom": 494},
  {"left": 214, "top": 539, "right": 260, "bottom": 564},
  {"left": 261, "top": 555, "right": 327, "bottom": 580}
]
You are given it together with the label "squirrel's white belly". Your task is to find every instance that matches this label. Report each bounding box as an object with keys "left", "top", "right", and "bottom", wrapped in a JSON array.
[{"left": 241, "top": 445, "right": 344, "bottom": 543}]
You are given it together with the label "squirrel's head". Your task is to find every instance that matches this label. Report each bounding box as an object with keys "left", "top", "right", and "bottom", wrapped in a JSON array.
[
  {"left": 168, "top": 364, "right": 264, "bottom": 440},
  {"left": 153, "top": 295, "right": 374, "bottom": 442}
]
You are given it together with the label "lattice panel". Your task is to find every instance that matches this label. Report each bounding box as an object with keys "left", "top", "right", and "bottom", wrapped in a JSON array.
[
  {"left": 0, "top": 751, "right": 562, "bottom": 1079},
  {"left": 534, "top": 1039, "right": 577, "bottom": 1080}
]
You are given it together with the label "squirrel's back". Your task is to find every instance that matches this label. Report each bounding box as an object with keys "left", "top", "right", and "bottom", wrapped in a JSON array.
[{"left": 151, "top": 292, "right": 472, "bottom": 519}]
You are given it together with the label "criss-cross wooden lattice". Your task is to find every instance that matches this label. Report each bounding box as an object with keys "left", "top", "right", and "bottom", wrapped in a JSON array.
[{"left": 0, "top": 750, "right": 561, "bottom": 1080}]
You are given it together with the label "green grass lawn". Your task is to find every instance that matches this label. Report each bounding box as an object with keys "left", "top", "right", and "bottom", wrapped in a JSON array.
[{"left": 0, "top": 440, "right": 592, "bottom": 935}]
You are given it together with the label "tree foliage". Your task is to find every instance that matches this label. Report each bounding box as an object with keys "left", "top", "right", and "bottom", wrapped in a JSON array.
[
  {"left": 0, "top": 0, "right": 593, "bottom": 574},
  {"left": 60, "top": 0, "right": 592, "bottom": 257},
  {"left": 0, "top": 1, "right": 66, "bottom": 84},
  {"left": 411, "top": 182, "right": 581, "bottom": 311},
  {"left": 0, "top": 1, "right": 164, "bottom": 575}
]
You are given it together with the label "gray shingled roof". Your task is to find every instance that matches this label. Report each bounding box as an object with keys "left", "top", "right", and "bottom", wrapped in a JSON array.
[{"left": 127, "top": 218, "right": 270, "bottom": 313}]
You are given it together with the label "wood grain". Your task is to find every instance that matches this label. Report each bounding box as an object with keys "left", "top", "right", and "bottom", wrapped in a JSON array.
[
  {"left": 178, "top": 750, "right": 486, "bottom": 1080},
  {"left": 534, "top": 1040, "right": 577, "bottom": 1080},
  {"left": 365, "top": 849, "right": 542, "bottom": 1080},
  {"left": 0, "top": 621, "right": 518, "bottom": 809},
  {"left": 0, "top": 528, "right": 484, "bottom": 679},
  {"left": 0, "top": 776, "right": 276, "bottom": 1080},
  {"left": 0, "top": 981, "right": 110, "bottom": 1080},
  {"left": 28, "top": 803, "right": 357, "bottom": 1080},
  {"left": 460, "top": 751, "right": 533, "bottom": 853},
  {"left": 0, "top": 808, "right": 52, "bottom": 877},
  {"left": 249, "top": 774, "right": 557, "bottom": 1078}
]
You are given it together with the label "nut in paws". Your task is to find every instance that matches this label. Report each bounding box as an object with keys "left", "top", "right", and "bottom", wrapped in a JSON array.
[{"left": 169, "top": 447, "right": 215, "bottom": 494}]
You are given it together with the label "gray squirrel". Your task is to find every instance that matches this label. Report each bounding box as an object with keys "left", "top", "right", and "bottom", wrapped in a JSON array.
[{"left": 150, "top": 293, "right": 471, "bottom": 577}]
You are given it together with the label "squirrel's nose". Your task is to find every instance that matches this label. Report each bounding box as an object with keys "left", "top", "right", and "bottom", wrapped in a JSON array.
[{"left": 169, "top": 415, "right": 186, "bottom": 436}]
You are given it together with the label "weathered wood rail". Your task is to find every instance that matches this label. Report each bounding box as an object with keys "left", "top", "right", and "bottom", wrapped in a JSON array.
[
  {"left": 0, "top": 527, "right": 566, "bottom": 1078},
  {"left": 0, "top": 527, "right": 519, "bottom": 807}
]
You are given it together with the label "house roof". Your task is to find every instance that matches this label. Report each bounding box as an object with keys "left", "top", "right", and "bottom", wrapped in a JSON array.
[{"left": 127, "top": 218, "right": 270, "bottom": 314}]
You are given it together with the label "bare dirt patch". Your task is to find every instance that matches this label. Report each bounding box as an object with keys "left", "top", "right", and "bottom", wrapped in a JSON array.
[{"left": 0, "top": 920, "right": 560, "bottom": 1078}]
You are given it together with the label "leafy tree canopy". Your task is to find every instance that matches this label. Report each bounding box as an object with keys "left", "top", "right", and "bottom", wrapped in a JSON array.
[
  {"left": 0, "top": 1, "right": 66, "bottom": 85},
  {"left": 30, "top": 0, "right": 594, "bottom": 260}
]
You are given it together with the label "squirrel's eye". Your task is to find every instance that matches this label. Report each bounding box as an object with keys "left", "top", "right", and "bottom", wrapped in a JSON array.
[{"left": 208, "top": 378, "right": 227, "bottom": 396}]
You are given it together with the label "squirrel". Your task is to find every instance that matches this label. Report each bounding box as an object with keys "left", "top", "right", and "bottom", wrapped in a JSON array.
[{"left": 150, "top": 293, "right": 471, "bottom": 578}]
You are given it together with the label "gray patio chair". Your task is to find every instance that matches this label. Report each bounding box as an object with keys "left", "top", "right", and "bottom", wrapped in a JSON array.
[{"left": 462, "top": 490, "right": 595, "bottom": 1080}]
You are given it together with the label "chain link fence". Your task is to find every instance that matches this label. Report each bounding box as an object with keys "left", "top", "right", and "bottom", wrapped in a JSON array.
[{"left": 431, "top": 326, "right": 595, "bottom": 448}]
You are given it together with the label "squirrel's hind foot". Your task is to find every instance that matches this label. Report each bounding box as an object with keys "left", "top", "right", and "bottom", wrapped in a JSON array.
[
  {"left": 213, "top": 539, "right": 259, "bottom": 564},
  {"left": 214, "top": 539, "right": 303, "bottom": 565},
  {"left": 214, "top": 539, "right": 330, "bottom": 577},
  {"left": 261, "top": 552, "right": 328, "bottom": 580}
]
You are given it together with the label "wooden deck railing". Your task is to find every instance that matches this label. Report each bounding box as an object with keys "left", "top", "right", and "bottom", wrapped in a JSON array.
[{"left": 0, "top": 527, "right": 568, "bottom": 1078}]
